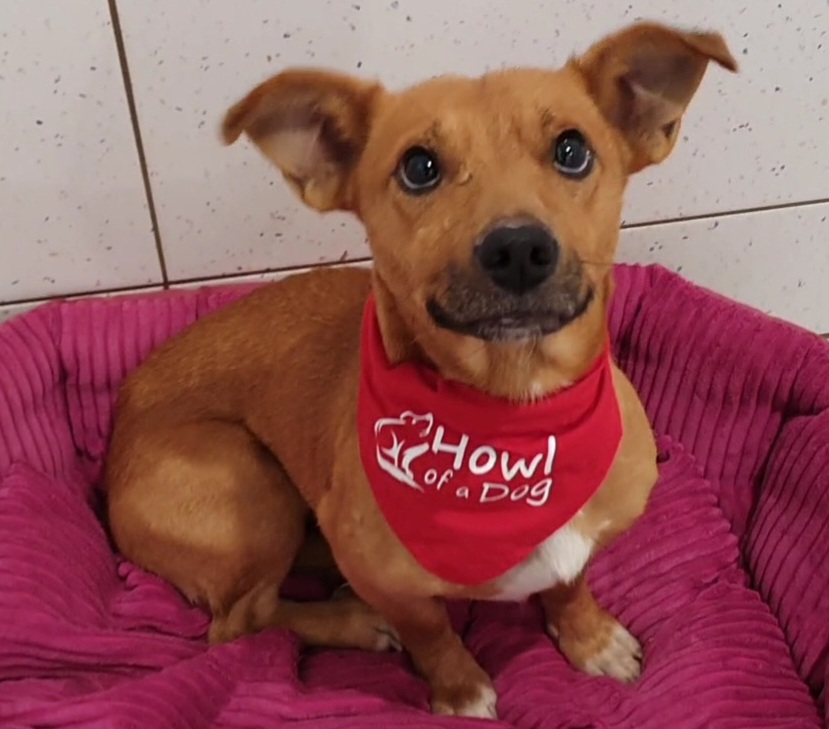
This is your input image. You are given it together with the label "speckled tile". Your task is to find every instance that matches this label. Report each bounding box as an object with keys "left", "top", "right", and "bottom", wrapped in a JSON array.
[
  {"left": 619, "top": 202, "right": 829, "bottom": 332},
  {"left": 0, "top": 0, "right": 161, "bottom": 304},
  {"left": 116, "top": 0, "right": 828, "bottom": 281}
]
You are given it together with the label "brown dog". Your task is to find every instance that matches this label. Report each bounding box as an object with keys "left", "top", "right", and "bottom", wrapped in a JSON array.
[{"left": 106, "top": 22, "right": 736, "bottom": 719}]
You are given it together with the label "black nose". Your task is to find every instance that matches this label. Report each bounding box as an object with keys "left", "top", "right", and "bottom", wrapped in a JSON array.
[{"left": 475, "top": 223, "right": 559, "bottom": 294}]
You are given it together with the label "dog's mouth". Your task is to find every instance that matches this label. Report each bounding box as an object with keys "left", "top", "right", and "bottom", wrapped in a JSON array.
[{"left": 426, "top": 288, "right": 594, "bottom": 342}]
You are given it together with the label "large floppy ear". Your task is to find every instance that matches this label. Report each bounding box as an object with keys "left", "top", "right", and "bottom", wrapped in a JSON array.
[
  {"left": 222, "top": 70, "right": 382, "bottom": 211},
  {"left": 575, "top": 22, "right": 737, "bottom": 173}
]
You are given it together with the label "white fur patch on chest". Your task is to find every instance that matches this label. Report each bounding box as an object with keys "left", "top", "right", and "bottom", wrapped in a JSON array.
[{"left": 492, "top": 522, "right": 594, "bottom": 601}]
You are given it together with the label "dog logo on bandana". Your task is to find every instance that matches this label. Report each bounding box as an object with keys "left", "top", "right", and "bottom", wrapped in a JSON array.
[{"left": 374, "top": 412, "right": 434, "bottom": 492}]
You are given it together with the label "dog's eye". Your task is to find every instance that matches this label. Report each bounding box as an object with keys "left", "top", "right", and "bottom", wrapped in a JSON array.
[
  {"left": 397, "top": 146, "right": 441, "bottom": 194},
  {"left": 552, "top": 130, "right": 594, "bottom": 179}
]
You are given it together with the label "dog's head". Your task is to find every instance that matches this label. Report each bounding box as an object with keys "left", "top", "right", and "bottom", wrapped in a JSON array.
[{"left": 223, "top": 22, "right": 735, "bottom": 398}]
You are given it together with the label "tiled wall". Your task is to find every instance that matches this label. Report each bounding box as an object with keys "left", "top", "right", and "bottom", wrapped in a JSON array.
[{"left": 2, "top": 1, "right": 828, "bottom": 330}]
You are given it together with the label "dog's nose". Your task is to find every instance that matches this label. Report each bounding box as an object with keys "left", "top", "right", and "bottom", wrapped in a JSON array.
[{"left": 475, "top": 223, "right": 559, "bottom": 294}]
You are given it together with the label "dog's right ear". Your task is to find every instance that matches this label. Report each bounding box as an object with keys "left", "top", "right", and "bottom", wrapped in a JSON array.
[{"left": 222, "top": 70, "right": 382, "bottom": 212}]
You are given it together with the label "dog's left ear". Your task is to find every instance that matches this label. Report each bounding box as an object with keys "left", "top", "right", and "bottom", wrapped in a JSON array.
[{"left": 576, "top": 22, "right": 737, "bottom": 173}]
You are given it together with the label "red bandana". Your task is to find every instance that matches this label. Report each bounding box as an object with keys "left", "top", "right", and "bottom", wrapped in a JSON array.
[{"left": 357, "top": 296, "right": 623, "bottom": 586}]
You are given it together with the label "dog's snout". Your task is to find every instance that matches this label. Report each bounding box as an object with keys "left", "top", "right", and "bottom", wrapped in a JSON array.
[{"left": 475, "top": 223, "right": 559, "bottom": 294}]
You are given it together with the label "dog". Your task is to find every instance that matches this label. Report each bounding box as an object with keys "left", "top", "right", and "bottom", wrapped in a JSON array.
[{"left": 106, "top": 22, "right": 736, "bottom": 719}]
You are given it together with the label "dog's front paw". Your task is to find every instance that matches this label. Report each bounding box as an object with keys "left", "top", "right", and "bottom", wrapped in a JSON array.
[
  {"left": 554, "top": 614, "right": 642, "bottom": 683},
  {"left": 581, "top": 621, "right": 642, "bottom": 682},
  {"left": 432, "top": 679, "right": 498, "bottom": 720}
]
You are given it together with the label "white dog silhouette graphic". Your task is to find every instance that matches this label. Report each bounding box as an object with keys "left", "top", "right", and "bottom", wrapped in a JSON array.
[{"left": 373, "top": 411, "right": 434, "bottom": 492}]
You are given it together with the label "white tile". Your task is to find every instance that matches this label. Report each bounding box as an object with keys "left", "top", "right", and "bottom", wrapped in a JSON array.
[
  {"left": 0, "top": 0, "right": 161, "bottom": 304},
  {"left": 116, "top": 0, "right": 828, "bottom": 281},
  {"left": 619, "top": 203, "right": 829, "bottom": 332}
]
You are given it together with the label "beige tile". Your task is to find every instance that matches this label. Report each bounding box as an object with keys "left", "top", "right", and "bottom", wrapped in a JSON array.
[
  {"left": 117, "top": 0, "right": 828, "bottom": 281},
  {"left": 619, "top": 203, "right": 829, "bottom": 332},
  {"left": 0, "top": 1, "right": 162, "bottom": 304}
]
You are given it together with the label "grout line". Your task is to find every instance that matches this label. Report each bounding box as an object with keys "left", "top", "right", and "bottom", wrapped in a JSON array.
[
  {"left": 166, "top": 256, "right": 373, "bottom": 286},
  {"left": 0, "top": 257, "right": 373, "bottom": 308},
  {"left": 107, "top": 0, "right": 169, "bottom": 285},
  {"left": 621, "top": 196, "right": 829, "bottom": 230},
  {"left": 0, "top": 281, "right": 164, "bottom": 308}
]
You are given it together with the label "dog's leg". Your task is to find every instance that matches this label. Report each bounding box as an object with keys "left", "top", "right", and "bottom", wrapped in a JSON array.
[
  {"left": 540, "top": 575, "right": 642, "bottom": 682},
  {"left": 353, "top": 587, "right": 497, "bottom": 719},
  {"left": 208, "top": 581, "right": 400, "bottom": 651},
  {"left": 108, "top": 420, "right": 397, "bottom": 651}
]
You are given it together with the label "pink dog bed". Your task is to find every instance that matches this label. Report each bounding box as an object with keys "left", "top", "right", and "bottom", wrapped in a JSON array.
[{"left": 0, "top": 264, "right": 827, "bottom": 728}]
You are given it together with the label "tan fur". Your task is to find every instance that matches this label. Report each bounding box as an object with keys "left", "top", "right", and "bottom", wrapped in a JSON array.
[{"left": 107, "top": 22, "right": 736, "bottom": 719}]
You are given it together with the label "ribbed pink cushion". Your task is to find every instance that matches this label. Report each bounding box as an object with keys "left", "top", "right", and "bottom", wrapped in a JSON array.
[{"left": 0, "top": 265, "right": 826, "bottom": 728}]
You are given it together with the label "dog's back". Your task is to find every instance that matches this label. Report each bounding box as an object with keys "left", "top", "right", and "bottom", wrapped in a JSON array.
[{"left": 114, "top": 266, "right": 370, "bottom": 423}]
